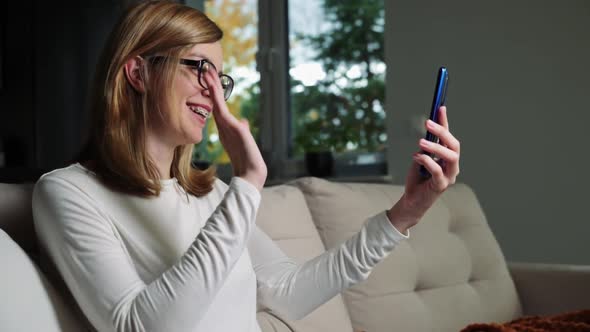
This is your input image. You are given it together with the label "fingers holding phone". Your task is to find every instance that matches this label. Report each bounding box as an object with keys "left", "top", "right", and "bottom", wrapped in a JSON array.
[{"left": 416, "top": 108, "right": 460, "bottom": 186}]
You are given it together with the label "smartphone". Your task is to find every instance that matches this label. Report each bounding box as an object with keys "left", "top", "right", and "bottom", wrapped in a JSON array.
[{"left": 420, "top": 66, "right": 449, "bottom": 178}]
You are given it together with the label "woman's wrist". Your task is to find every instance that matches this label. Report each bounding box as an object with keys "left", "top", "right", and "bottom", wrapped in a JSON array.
[{"left": 386, "top": 194, "right": 424, "bottom": 234}]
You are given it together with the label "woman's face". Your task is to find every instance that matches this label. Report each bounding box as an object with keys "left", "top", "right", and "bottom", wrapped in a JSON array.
[{"left": 151, "top": 41, "right": 223, "bottom": 147}]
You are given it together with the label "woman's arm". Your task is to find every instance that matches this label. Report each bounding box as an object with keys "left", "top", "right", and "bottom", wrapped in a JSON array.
[
  {"left": 251, "top": 106, "right": 460, "bottom": 321},
  {"left": 33, "top": 175, "right": 260, "bottom": 332},
  {"left": 249, "top": 211, "right": 408, "bottom": 320}
]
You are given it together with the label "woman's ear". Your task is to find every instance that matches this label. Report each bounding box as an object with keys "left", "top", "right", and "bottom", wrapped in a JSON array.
[{"left": 124, "top": 57, "right": 145, "bottom": 93}]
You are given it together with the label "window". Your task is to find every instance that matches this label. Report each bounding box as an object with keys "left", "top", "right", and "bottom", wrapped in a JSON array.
[
  {"left": 287, "top": 0, "right": 388, "bottom": 178},
  {"left": 288, "top": 0, "right": 387, "bottom": 158},
  {"left": 194, "top": 0, "right": 388, "bottom": 181}
]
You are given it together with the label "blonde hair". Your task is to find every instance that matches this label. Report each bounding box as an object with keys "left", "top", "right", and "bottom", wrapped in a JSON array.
[{"left": 77, "top": 0, "right": 222, "bottom": 197}]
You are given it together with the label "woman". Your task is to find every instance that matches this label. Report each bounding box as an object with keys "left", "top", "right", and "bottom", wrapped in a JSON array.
[{"left": 32, "top": 1, "right": 460, "bottom": 331}]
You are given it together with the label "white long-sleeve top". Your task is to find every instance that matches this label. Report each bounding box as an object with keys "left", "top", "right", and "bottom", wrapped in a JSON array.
[{"left": 32, "top": 163, "right": 409, "bottom": 332}]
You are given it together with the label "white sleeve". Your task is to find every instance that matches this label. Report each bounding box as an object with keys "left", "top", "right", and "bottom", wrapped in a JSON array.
[
  {"left": 32, "top": 175, "right": 260, "bottom": 332},
  {"left": 250, "top": 211, "right": 409, "bottom": 320}
]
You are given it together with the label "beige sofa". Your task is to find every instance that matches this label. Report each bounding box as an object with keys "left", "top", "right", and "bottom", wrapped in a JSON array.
[{"left": 1, "top": 177, "right": 589, "bottom": 332}]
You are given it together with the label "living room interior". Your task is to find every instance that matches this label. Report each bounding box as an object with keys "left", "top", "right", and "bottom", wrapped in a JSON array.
[{"left": 1, "top": 0, "right": 589, "bottom": 331}]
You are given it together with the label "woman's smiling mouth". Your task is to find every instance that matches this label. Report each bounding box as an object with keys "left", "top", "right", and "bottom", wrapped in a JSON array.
[{"left": 188, "top": 103, "right": 211, "bottom": 119}]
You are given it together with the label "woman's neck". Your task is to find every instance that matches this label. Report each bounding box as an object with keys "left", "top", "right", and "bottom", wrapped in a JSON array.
[{"left": 145, "top": 132, "right": 176, "bottom": 180}]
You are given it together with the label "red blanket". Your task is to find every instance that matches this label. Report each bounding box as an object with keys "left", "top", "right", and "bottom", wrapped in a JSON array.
[{"left": 461, "top": 309, "right": 590, "bottom": 332}]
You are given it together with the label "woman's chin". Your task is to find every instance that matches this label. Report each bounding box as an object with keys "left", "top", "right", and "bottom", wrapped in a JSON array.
[
  {"left": 177, "top": 136, "right": 203, "bottom": 146},
  {"left": 181, "top": 130, "right": 204, "bottom": 145},
  {"left": 189, "top": 136, "right": 203, "bottom": 145}
]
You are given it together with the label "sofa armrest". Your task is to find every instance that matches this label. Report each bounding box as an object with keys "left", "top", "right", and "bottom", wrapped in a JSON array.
[{"left": 508, "top": 261, "right": 590, "bottom": 316}]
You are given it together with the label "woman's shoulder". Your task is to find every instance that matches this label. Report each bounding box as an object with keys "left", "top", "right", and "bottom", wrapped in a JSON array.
[
  {"left": 37, "top": 162, "right": 96, "bottom": 185},
  {"left": 35, "top": 162, "right": 105, "bottom": 199}
]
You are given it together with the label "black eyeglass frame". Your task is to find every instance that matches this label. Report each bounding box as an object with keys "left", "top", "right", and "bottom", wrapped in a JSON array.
[{"left": 148, "top": 56, "right": 234, "bottom": 100}]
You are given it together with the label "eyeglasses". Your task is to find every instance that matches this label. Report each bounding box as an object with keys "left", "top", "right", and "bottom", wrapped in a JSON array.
[{"left": 148, "top": 56, "right": 234, "bottom": 100}]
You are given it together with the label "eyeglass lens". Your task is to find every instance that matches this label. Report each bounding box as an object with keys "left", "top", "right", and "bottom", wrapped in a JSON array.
[{"left": 198, "top": 60, "right": 234, "bottom": 100}]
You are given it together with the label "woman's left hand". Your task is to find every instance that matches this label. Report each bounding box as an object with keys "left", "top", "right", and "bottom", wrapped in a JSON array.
[
  {"left": 202, "top": 65, "right": 267, "bottom": 191},
  {"left": 387, "top": 106, "right": 460, "bottom": 234}
]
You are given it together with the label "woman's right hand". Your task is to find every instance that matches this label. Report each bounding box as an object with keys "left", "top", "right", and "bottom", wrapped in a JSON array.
[{"left": 202, "top": 68, "right": 267, "bottom": 191}]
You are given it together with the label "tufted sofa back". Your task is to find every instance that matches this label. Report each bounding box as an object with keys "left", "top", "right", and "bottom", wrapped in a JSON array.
[{"left": 284, "top": 177, "right": 523, "bottom": 331}]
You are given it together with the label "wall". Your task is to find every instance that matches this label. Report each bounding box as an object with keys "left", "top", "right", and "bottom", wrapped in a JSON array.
[
  {"left": 0, "top": 1, "right": 35, "bottom": 168},
  {"left": 34, "top": 1, "right": 122, "bottom": 169},
  {"left": 385, "top": 0, "right": 590, "bottom": 264}
]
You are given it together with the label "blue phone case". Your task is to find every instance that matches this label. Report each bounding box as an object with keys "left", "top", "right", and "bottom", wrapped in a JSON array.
[{"left": 420, "top": 67, "right": 449, "bottom": 178}]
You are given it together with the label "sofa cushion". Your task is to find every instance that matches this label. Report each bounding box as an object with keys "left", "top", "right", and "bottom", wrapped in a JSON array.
[
  {"left": 292, "top": 177, "right": 522, "bottom": 332},
  {"left": 0, "top": 230, "right": 85, "bottom": 332},
  {"left": 257, "top": 184, "right": 354, "bottom": 332}
]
